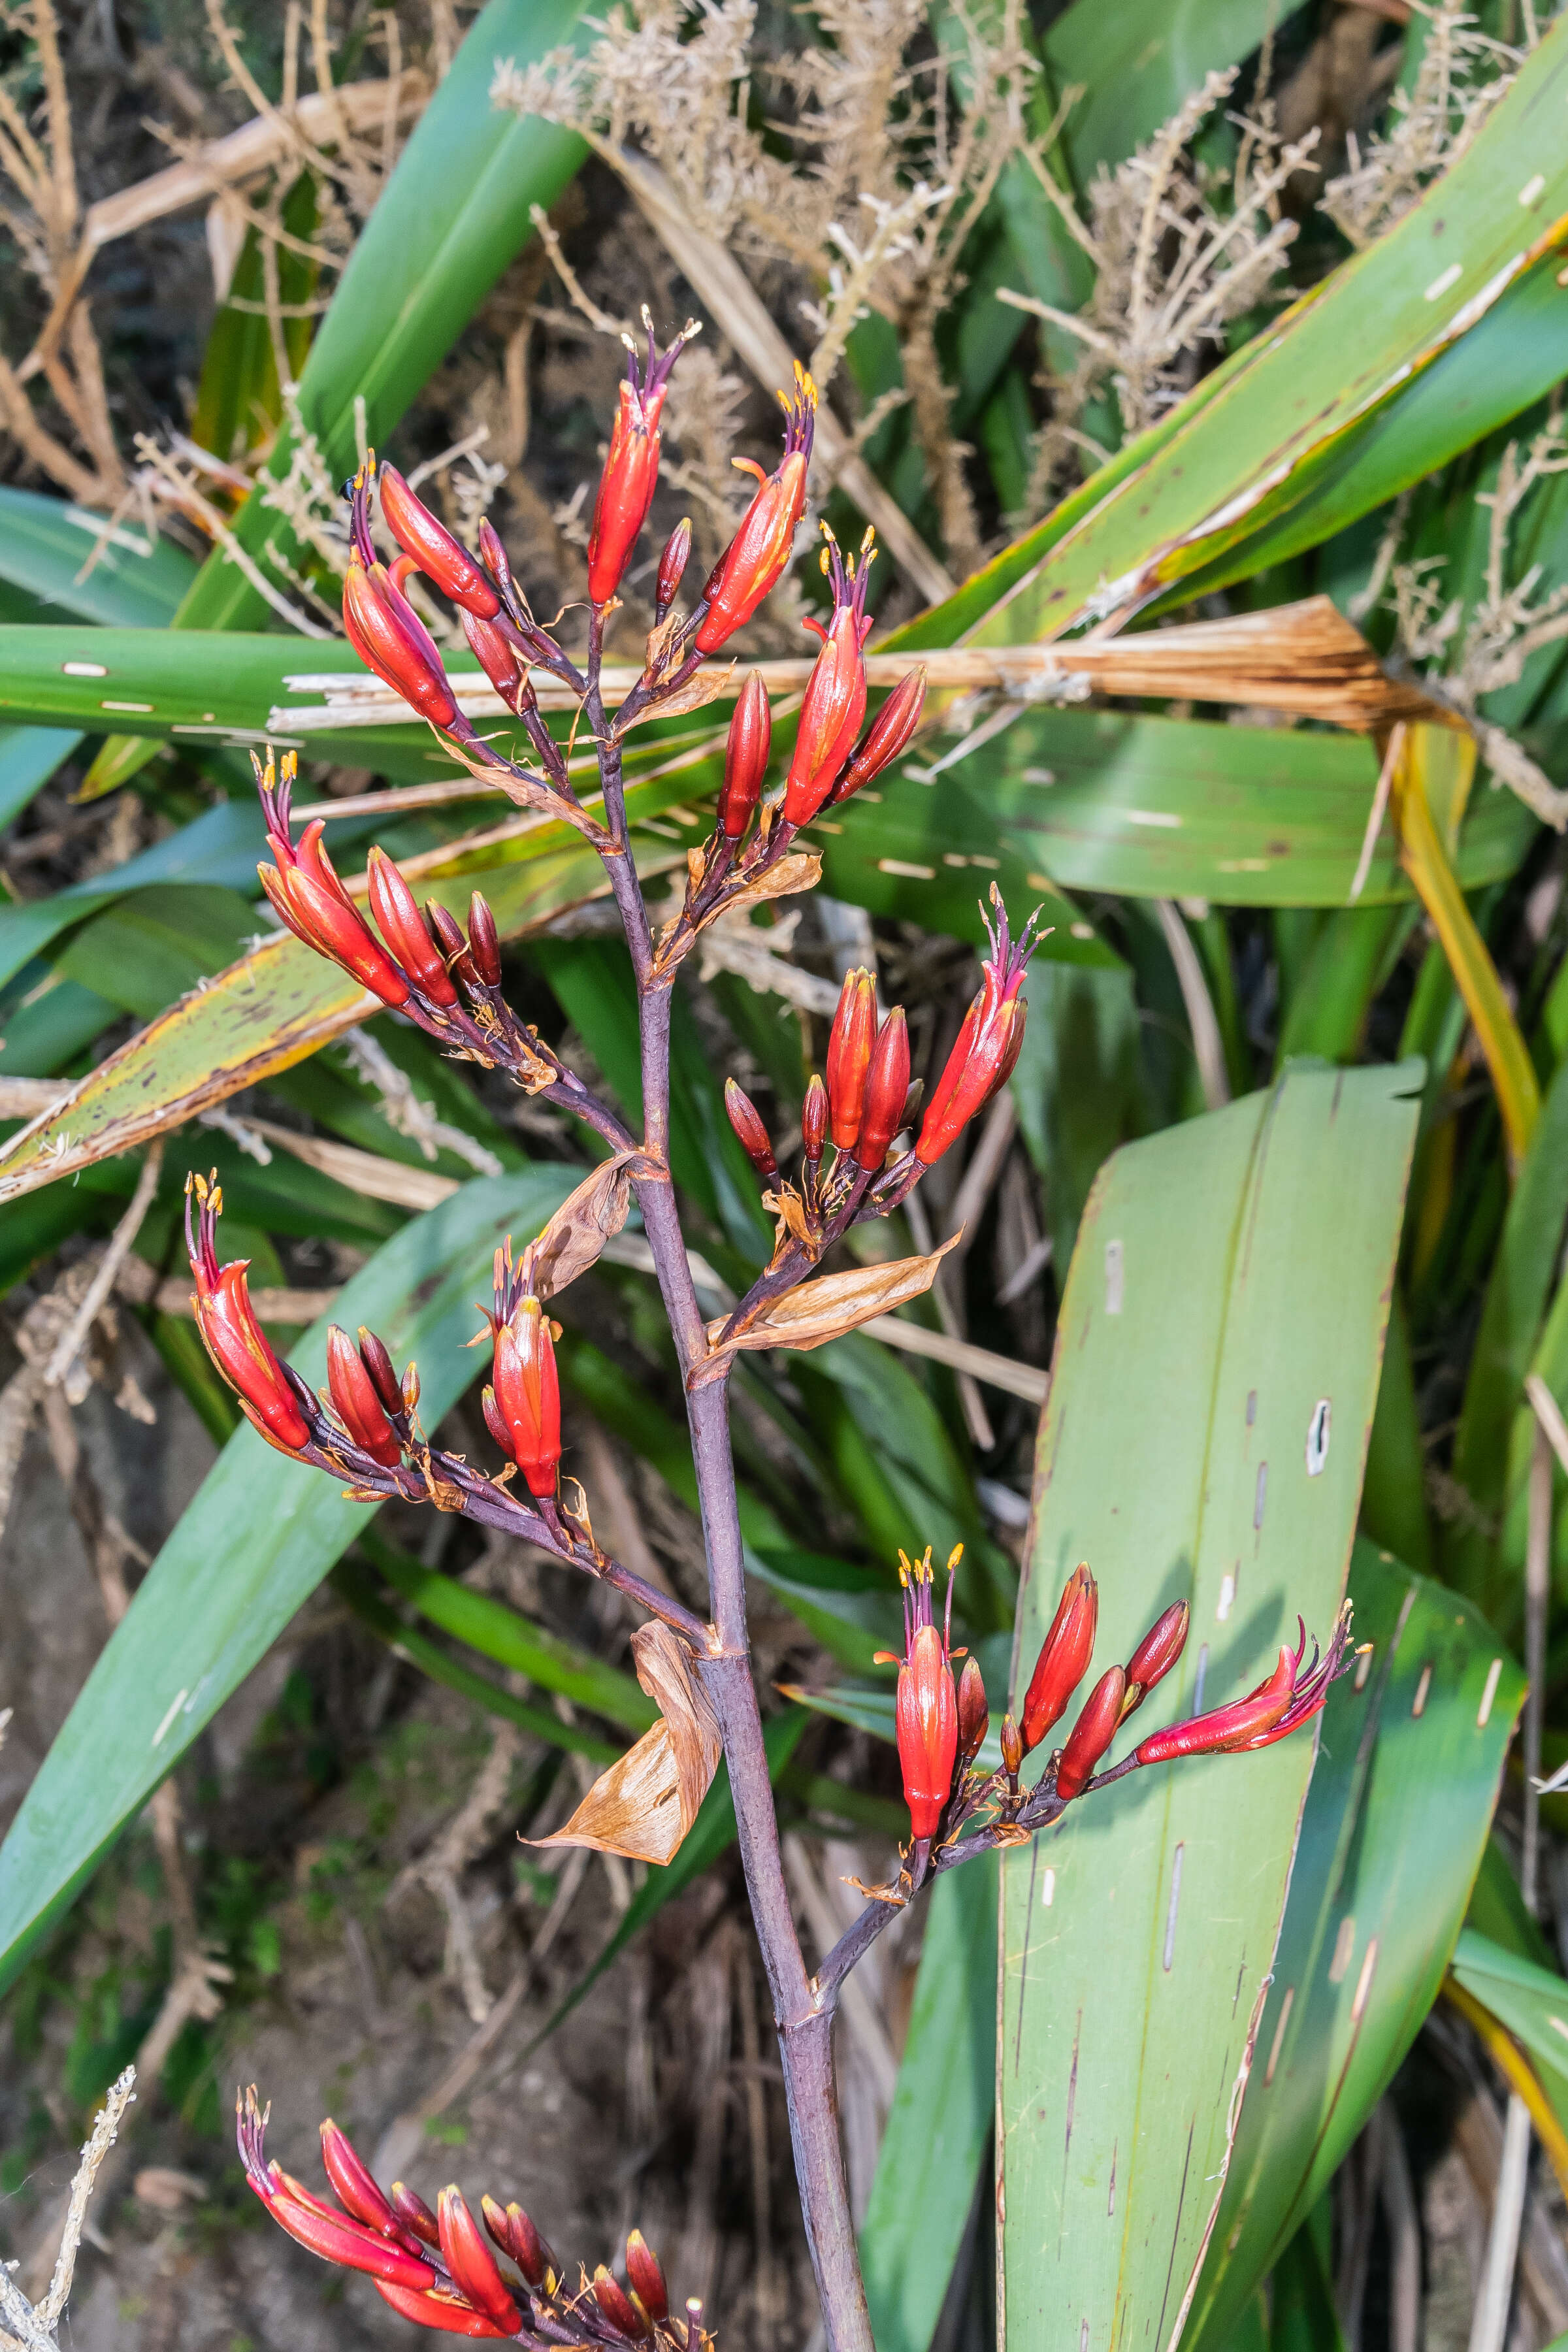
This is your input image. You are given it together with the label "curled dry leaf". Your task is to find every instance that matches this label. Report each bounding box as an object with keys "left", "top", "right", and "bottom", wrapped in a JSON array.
[
  {"left": 712, "top": 851, "right": 822, "bottom": 927},
  {"left": 693, "top": 1232, "right": 961, "bottom": 1388},
  {"left": 527, "top": 1151, "right": 642, "bottom": 1297},
  {"left": 531, "top": 1622, "right": 721, "bottom": 1865}
]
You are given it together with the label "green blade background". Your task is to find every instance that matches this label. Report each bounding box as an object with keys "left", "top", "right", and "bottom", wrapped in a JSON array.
[{"left": 999, "top": 1061, "right": 1420, "bottom": 2352}]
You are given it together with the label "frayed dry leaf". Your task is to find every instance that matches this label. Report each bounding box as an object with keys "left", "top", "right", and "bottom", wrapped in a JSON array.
[
  {"left": 1060, "top": 598, "right": 1441, "bottom": 732},
  {"left": 531, "top": 1623, "right": 721, "bottom": 1865},
  {"left": 619, "top": 664, "right": 736, "bottom": 730},
  {"left": 527, "top": 1151, "right": 642, "bottom": 1297},
  {"left": 694, "top": 1232, "right": 960, "bottom": 1386},
  {"left": 642, "top": 607, "right": 685, "bottom": 683},
  {"left": 715, "top": 851, "right": 822, "bottom": 924},
  {"left": 762, "top": 1183, "right": 816, "bottom": 1258}
]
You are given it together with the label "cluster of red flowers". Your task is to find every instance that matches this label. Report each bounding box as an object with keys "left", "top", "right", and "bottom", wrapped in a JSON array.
[
  {"left": 883, "top": 1550, "right": 1352, "bottom": 1855},
  {"left": 238, "top": 2090, "right": 706, "bottom": 2346}
]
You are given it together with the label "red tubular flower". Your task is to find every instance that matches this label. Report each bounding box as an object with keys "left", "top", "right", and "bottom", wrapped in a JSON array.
[
  {"left": 325, "top": 1326, "right": 402, "bottom": 1468},
  {"left": 725, "top": 1079, "right": 777, "bottom": 1181},
  {"left": 781, "top": 526, "right": 874, "bottom": 826},
  {"left": 342, "top": 469, "right": 464, "bottom": 734},
  {"left": 485, "top": 1284, "right": 563, "bottom": 1499},
  {"left": 373, "top": 2279, "right": 512, "bottom": 2338},
  {"left": 656, "top": 517, "right": 692, "bottom": 619},
  {"left": 1135, "top": 1610, "right": 1354, "bottom": 1765},
  {"left": 586, "top": 312, "right": 698, "bottom": 605},
  {"left": 829, "top": 666, "right": 928, "bottom": 808},
  {"left": 253, "top": 749, "right": 410, "bottom": 1009},
  {"left": 378, "top": 463, "right": 502, "bottom": 619},
  {"left": 237, "top": 2091, "right": 438, "bottom": 2292},
  {"left": 626, "top": 2231, "right": 668, "bottom": 2323},
  {"left": 318, "top": 2120, "right": 427, "bottom": 2252},
  {"left": 438, "top": 2187, "right": 523, "bottom": 2332},
  {"left": 883, "top": 1545, "right": 960, "bottom": 1840},
  {"left": 1020, "top": 1563, "right": 1098, "bottom": 1752},
  {"left": 1055, "top": 1666, "right": 1126, "bottom": 1801},
  {"left": 916, "top": 885, "right": 1045, "bottom": 1169},
  {"left": 1122, "top": 1601, "right": 1190, "bottom": 1718},
  {"left": 826, "top": 968, "right": 877, "bottom": 1151},
  {"left": 694, "top": 365, "right": 816, "bottom": 653},
  {"left": 956, "top": 1654, "right": 989, "bottom": 1770},
  {"left": 719, "top": 671, "right": 772, "bottom": 840},
  {"left": 855, "top": 1006, "right": 910, "bottom": 1172},
  {"left": 186, "top": 1175, "right": 310, "bottom": 1453},
  {"left": 367, "top": 847, "right": 460, "bottom": 1008}
]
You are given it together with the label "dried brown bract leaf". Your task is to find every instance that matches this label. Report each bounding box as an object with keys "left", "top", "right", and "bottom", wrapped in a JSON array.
[
  {"left": 527, "top": 1151, "right": 643, "bottom": 1297},
  {"left": 618, "top": 664, "right": 736, "bottom": 730},
  {"left": 694, "top": 1232, "right": 961, "bottom": 1386},
  {"left": 717, "top": 851, "right": 822, "bottom": 924},
  {"left": 531, "top": 1624, "right": 721, "bottom": 1864}
]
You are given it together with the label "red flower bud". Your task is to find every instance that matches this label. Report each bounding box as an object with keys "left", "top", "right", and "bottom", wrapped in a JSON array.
[
  {"left": 1055, "top": 1666, "right": 1126, "bottom": 1801},
  {"left": 1020, "top": 1563, "right": 1098, "bottom": 1753},
  {"left": 461, "top": 607, "right": 533, "bottom": 713},
  {"left": 826, "top": 968, "right": 877, "bottom": 1151},
  {"left": 655, "top": 517, "right": 691, "bottom": 619},
  {"left": 427, "top": 898, "right": 481, "bottom": 992},
  {"left": 725, "top": 1079, "right": 777, "bottom": 1181},
  {"left": 438, "top": 2187, "right": 523, "bottom": 2332},
  {"left": 1001, "top": 1712, "right": 1024, "bottom": 1778},
  {"left": 802, "top": 1072, "right": 828, "bottom": 1163},
  {"left": 956, "top": 1654, "right": 989, "bottom": 1769},
  {"left": 391, "top": 2181, "right": 440, "bottom": 2246},
  {"left": 890, "top": 1546, "right": 959, "bottom": 1840},
  {"left": 829, "top": 668, "right": 927, "bottom": 806},
  {"left": 855, "top": 1005, "right": 909, "bottom": 1171},
  {"left": 593, "top": 2265, "right": 644, "bottom": 2337},
  {"left": 625, "top": 2232, "right": 668, "bottom": 2322},
  {"left": 186, "top": 1175, "right": 310, "bottom": 1452},
  {"left": 695, "top": 366, "right": 815, "bottom": 653},
  {"left": 488, "top": 1296, "right": 561, "bottom": 1499},
  {"left": 367, "top": 846, "right": 459, "bottom": 1008},
  {"left": 372, "top": 2279, "right": 511, "bottom": 2337},
  {"left": 481, "top": 2199, "right": 549, "bottom": 2289},
  {"left": 325, "top": 1326, "right": 402, "bottom": 1467},
  {"left": 917, "top": 887, "right": 1045, "bottom": 1168},
  {"left": 586, "top": 316, "right": 697, "bottom": 605},
  {"left": 782, "top": 526, "right": 873, "bottom": 826},
  {"left": 319, "top": 2119, "right": 412, "bottom": 2244},
  {"left": 468, "top": 892, "right": 502, "bottom": 988},
  {"left": 1122, "top": 1601, "right": 1190, "bottom": 1718},
  {"left": 719, "top": 671, "right": 771, "bottom": 840},
  {"left": 378, "top": 463, "right": 501, "bottom": 618},
  {"left": 344, "top": 559, "right": 461, "bottom": 732}
]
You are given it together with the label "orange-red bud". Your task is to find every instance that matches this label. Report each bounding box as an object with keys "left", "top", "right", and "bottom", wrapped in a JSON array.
[
  {"left": 655, "top": 517, "right": 691, "bottom": 618},
  {"left": 625, "top": 2231, "right": 668, "bottom": 2322},
  {"left": 367, "top": 846, "right": 459, "bottom": 1007},
  {"left": 719, "top": 671, "right": 772, "bottom": 840},
  {"left": 1021, "top": 1564, "right": 1098, "bottom": 1752},
  {"left": 802, "top": 1072, "right": 828, "bottom": 1163},
  {"left": 372, "top": 2279, "right": 510, "bottom": 2337},
  {"left": 694, "top": 366, "right": 815, "bottom": 652},
  {"left": 956, "top": 1654, "right": 989, "bottom": 1769},
  {"left": 725, "top": 1079, "right": 777, "bottom": 1181},
  {"left": 586, "top": 319, "right": 696, "bottom": 605},
  {"left": 830, "top": 668, "right": 927, "bottom": 806},
  {"left": 1001, "top": 1712, "right": 1024, "bottom": 1778},
  {"left": 1123, "top": 1601, "right": 1190, "bottom": 1718},
  {"left": 826, "top": 968, "right": 877, "bottom": 1150},
  {"left": 378, "top": 464, "right": 501, "bottom": 618},
  {"left": 325, "top": 1326, "right": 402, "bottom": 1467},
  {"left": 438, "top": 2187, "right": 522, "bottom": 2332},
  {"left": 487, "top": 1296, "right": 561, "bottom": 1499},
  {"left": 894, "top": 1556, "right": 959, "bottom": 1842},
  {"left": 461, "top": 607, "right": 532, "bottom": 713},
  {"left": 319, "top": 2119, "right": 404, "bottom": 2240},
  {"left": 855, "top": 1005, "right": 909, "bottom": 1171},
  {"left": 593, "top": 2265, "right": 643, "bottom": 2336},
  {"left": 391, "top": 2181, "right": 440, "bottom": 2246},
  {"left": 1056, "top": 1667, "right": 1126, "bottom": 1800}
]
